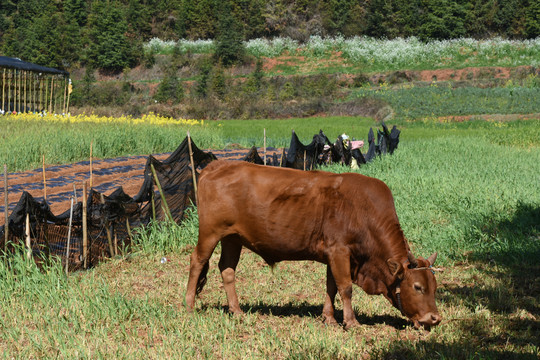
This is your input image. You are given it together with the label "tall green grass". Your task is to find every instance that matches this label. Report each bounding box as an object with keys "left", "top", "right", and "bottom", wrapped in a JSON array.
[
  {"left": 352, "top": 83, "right": 540, "bottom": 120},
  {"left": 0, "top": 118, "right": 223, "bottom": 172}
]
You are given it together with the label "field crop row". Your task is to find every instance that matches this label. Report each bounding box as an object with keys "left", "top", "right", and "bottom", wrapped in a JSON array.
[
  {"left": 145, "top": 36, "right": 540, "bottom": 72},
  {"left": 352, "top": 83, "right": 540, "bottom": 121}
]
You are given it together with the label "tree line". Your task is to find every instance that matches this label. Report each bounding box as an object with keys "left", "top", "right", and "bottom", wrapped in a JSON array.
[{"left": 1, "top": 0, "right": 538, "bottom": 72}]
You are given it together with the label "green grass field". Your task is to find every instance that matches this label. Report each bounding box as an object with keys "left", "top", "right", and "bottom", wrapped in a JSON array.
[{"left": 1, "top": 115, "right": 539, "bottom": 358}]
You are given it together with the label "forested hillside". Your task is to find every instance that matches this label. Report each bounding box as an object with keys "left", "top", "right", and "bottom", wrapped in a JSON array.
[{"left": 1, "top": 0, "right": 539, "bottom": 72}]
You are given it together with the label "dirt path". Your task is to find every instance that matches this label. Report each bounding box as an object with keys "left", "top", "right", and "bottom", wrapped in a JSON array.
[{"left": 0, "top": 148, "right": 279, "bottom": 225}]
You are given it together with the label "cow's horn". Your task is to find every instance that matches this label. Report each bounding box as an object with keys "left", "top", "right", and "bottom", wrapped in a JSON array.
[
  {"left": 407, "top": 251, "right": 418, "bottom": 268},
  {"left": 427, "top": 252, "right": 438, "bottom": 266}
]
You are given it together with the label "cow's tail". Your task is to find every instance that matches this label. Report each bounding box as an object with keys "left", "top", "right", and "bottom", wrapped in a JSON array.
[{"left": 195, "top": 261, "right": 209, "bottom": 296}]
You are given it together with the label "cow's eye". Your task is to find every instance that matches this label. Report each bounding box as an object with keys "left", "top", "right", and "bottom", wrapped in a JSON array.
[{"left": 413, "top": 282, "right": 424, "bottom": 293}]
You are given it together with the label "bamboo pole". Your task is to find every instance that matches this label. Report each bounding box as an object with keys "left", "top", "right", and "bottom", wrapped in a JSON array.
[
  {"left": 62, "top": 76, "right": 67, "bottom": 114},
  {"left": 151, "top": 190, "right": 156, "bottom": 222},
  {"left": 279, "top": 148, "right": 285, "bottom": 167},
  {"left": 263, "top": 128, "right": 267, "bottom": 166},
  {"left": 66, "top": 79, "right": 71, "bottom": 115},
  {"left": 303, "top": 150, "right": 306, "bottom": 171},
  {"left": 18, "top": 70, "right": 21, "bottom": 113},
  {"left": 53, "top": 77, "right": 57, "bottom": 114},
  {"left": 73, "top": 184, "right": 78, "bottom": 203},
  {"left": 49, "top": 76, "right": 54, "bottom": 114},
  {"left": 25, "top": 213, "right": 31, "bottom": 259},
  {"left": 90, "top": 141, "right": 93, "bottom": 188},
  {"left": 125, "top": 217, "right": 132, "bottom": 246},
  {"left": 100, "top": 193, "right": 115, "bottom": 257},
  {"left": 65, "top": 197, "right": 74, "bottom": 275},
  {"left": 82, "top": 181, "right": 88, "bottom": 269},
  {"left": 7, "top": 70, "right": 11, "bottom": 112},
  {"left": 39, "top": 76, "right": 43, "bottom": 112},
  {"left": 3, "top": 164, "right": 8, "bottom": 251},
  {"left": 44, "top": 77, "right": 48, "bottom": 113},
  {"left": 150, "top": 163, "right": 173, "bottom": 222},
  {"left": 2, "top": 68, "right": 5, "bottom": 111},
  {"left": 186, "top": 131, "right": 199, "bottom": 206},
  {"left": 24, "top": 71, "right": 27, "bottom": 112},
  {"left": 42, "top": 155, "right": 47, "bottom": 202}
]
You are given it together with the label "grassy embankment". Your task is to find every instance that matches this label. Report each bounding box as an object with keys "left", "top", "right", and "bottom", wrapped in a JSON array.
[{"left": 1, "top": 115, "right": 539, "bottom": 358}]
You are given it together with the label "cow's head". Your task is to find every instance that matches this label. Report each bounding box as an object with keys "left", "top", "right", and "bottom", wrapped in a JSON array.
[{"left": 387, "top": 251, "right": 441, "bottom": 329}]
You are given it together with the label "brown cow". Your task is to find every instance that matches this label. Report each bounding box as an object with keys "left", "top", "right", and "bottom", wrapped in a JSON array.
[{"left": 185, "top": 160, "right": 441, "bottom": 329}]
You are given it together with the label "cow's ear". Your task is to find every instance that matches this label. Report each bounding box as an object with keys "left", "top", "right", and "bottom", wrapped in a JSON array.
[{"left": 387, "top": 259, "right": 404, "bottom": 279}]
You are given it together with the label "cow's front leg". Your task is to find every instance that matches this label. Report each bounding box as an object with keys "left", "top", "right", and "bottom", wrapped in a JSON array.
[
  {"left": 328, "top": 249, "right": 360, "bottom": 330},
  {"left": 322, "top": 265, "right": 338, "bottom": 325},
  {"left": 218, "top": 239, "right": 243, "bottom": 315}
]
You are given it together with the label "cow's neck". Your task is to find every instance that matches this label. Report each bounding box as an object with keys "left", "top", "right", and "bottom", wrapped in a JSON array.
[{"left": 353, "top": 224, "right": 409, "bottom": 298}]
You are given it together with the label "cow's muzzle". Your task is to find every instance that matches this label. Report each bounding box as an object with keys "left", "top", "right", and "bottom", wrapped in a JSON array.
[{"left": 415, "top": 312, "right": 442, "bottom": 329}]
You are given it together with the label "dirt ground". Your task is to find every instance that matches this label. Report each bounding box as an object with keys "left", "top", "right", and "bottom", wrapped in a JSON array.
[{"left": 0, "top": 148, "right": 280, "bottom": 225}]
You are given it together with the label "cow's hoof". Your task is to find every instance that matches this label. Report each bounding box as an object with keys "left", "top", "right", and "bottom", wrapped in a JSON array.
[
  {"left": 227, "top": 307, "right": 244, "bottom": 316},
  {"left": 323, "top": 316, "right": 339, "bottom": 326},
  {"left": 344, "top": 319, "right": 360, "bottom": 330}
]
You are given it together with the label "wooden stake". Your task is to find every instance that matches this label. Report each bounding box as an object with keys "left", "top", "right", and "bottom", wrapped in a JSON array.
[
  {"left": 82, "top": 181, "right": 88, "bottom": 269},
  {"left": 44, "top": 77, "right": 48, "bottom": 113},
  {"left": 65, "top": 197, "right": 74, "bottom": 275},
  {"left": 1, "top": 68, "right": 4, "bottom": 111},
  {"left": 125, "top": 217, "right": 132, "bottom": 246},
  {"left": 49, "top": 76, "right": 54, "bottom": 114},
  {"left": 39, "top": 76, "right": 43, "bottom": 112},
  {"left": 263, "top": 128, "right": 267, "bottom": 166},
  {"left": 90, "top": 141, "right": 93, "bottom": 188},
  {"left": 63, "top": 76, "right": 67, "bottom": 114},
  {"left": 25, "top": 213, "right": 31, "bottom": 260},
  {"left": 100, "top": 193, "right": 115, "bottom": 257},
  {"left": 66, "top": 79, "right": 71, "bottom": 115},
  {"left": 24, "top": 71, "right": 27, "bottom": 112},
  {"left": 7, "top": 69, "right": 11, "bottom": 112},
  {"left": 42, "top": 155, "right": 47, "bottom": 202},
  {"left": 279, "top": 148, "right": 285, "bottom": 167},
  {"left": 186, "top": 131, "right": 199, "bottom": 206},
  {"left": 3, "top": 164, "right": 8, "bottom": 251},
  {"left": 150, "top": 163, "right": 173, "bottom": 222},
  {"left": 73, "top": 183, "right": 78, "bottom": 203},
  {"left": 151, "top": 190, "right": 156, "bottom": 222},
  {"left": 303, "top": 150, "right": 307, "bottom": 171}
]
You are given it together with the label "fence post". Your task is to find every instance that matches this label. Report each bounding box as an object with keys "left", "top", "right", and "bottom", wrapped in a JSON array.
[
  {"left": 65, "top": 197, "right": 74, "bottom": 275},
  {"left": 263, "top": 128, "right": 267, "bottom": 166},
  {"left": 3, "top": 164, "right": 8, "bottom": 251},
  {"left": 89, "top": 141, "right": 93, "bottom": 189},
  {"left": 82, "top": 181, "right": 88, "bottom": 269},
  {"left": 100, "top": 193, "right": 115, "bottom": 257},
  {"left": 42, "top": 155, "right": 47, "bottom": 202},
  {"left": 186, "top": 131, "right": 199, "bottom": 206},
  {"left": 150, "top": 163, "right": 173, "bottom": 222},
  {"left": 25, "top": 213, "right": 31, "bottom": 260}
]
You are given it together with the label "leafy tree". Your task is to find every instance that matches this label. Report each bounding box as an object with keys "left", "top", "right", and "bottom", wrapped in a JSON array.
[
  {"left": 86, "top": 2, "right": 140, "bottom": 73},
  {"left": 154, "top": 71, "right": 184, "bottom": 103},
  {"left": 214, "top": 0, "right": 245, "bottom": 66}
]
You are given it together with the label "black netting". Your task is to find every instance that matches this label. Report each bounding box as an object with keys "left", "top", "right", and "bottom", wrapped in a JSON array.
[
  {"left": 0, "top": 126, "right": 400, "bottom": 270},
  {"left": 283, "top": 130, "right": 330, "bottom": 170},
  {"left": 0, "top": 136, "right": 216, "bottom": 270}
]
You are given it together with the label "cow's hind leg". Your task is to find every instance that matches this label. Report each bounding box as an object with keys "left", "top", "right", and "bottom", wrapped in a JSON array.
[
  {"left": 185, "top": 237, "right": 220, "bottom": 311},
  {"left": 322, "top": 265, "right": 339, "bottom": 325},
  {"left": 218, "top": 238, "right": 243, "bottom": 315}
]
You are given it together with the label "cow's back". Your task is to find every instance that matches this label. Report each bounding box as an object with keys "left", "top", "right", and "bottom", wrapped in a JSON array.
[{"left": 197, "top": 160, "right": 400, "bottom": 263}]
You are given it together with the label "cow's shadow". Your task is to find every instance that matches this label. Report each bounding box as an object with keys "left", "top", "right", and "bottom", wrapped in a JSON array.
[{"left": 207, "top": 301, "right": 409, "bottom": 329}]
